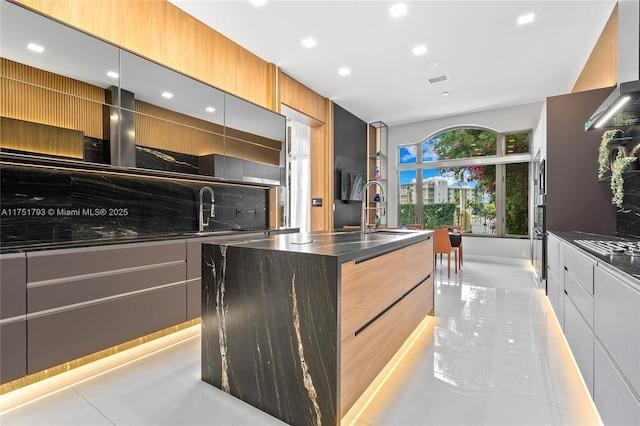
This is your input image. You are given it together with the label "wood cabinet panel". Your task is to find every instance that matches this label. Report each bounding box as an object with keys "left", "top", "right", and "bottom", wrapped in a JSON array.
[
  {"left": 341, "top": 250, "right": 405, "bottom": 340},
  {"left": 0, "top": 116, "right": 84, "bottom": 159},
  {"left": 572, "top": 4, "right": 617, "bottom": 93},
  {"left": 403, "top": 239, "right": 433, "bottom": 292},
  {"left": 340, "top": 278, "right": 432, "bottom": 417}
]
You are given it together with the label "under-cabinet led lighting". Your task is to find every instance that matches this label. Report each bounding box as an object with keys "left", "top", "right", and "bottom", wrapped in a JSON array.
[
  {"left": 412, "top": 44, "right": 427, "bottom": 56},
  {"left": 27, "top": 43, "right": 44, "bottom": 53},
  {"left": 390, "top": 3, "right": 407, "bottom": 18},
  {"left": 518, "top": 13, "right": 535, "bottom": 25},
  {"left": 595, "top": 96, "right": 631, "bottom": 129},
  {"left": 338, "top": 67, "right": 351, "bottom": 76},
  {"left": 205, "top": 107, "right": 216, "bottom": 113},
  {"left": 107, "top": 71, "right": 119, "bottom": 79},
  {"left": 301, "top": 37, "right": 317, "bottom": 48},
  {"left": 162, "top": 92, "right": 174, "bottom": 99}
]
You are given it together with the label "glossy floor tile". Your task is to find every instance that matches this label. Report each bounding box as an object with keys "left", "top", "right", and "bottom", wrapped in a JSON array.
[{"left": 0, "top": 260, "right": 600, "bottom": 425}]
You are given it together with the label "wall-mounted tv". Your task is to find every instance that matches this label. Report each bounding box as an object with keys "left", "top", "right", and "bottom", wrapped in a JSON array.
[{"left": 340, "top": 171, "right": 365, "bottom": 202}]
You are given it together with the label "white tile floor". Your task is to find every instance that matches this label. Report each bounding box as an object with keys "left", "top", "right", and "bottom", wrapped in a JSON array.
[{"left": 0, "top": 259, "right": 601, "bottom": 426}]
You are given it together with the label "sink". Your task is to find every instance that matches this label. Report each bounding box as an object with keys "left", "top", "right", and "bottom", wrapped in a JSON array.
[{"left": 371, "top": 229, "right": 418, "bottom": 234}]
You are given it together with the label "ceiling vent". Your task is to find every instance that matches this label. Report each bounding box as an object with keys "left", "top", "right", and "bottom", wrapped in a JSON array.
[{"left": 428, "top": 75, "right": 449, "bottom": 84}]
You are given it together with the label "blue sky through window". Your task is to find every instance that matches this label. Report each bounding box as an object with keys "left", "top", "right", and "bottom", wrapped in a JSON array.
[{"left": 398, "top": 146, "right": 417, "bottom": 164}]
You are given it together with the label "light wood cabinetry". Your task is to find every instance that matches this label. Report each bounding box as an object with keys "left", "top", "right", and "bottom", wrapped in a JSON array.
[{"left": 340, "top": 237, "right": 434, "bottom": 416}]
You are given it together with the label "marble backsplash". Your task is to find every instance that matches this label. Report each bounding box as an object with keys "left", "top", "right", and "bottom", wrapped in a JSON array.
[
  {"left": 0, "top": 163, "right": 269, "bottom": 247},
  {"left": 618, "top": 172, "right": 640, "bottom": 239}
]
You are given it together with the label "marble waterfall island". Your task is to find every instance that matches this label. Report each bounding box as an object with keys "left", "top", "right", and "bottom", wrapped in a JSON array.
[{"left": 201, "top": 230, "right": 434, "bottom": 425}]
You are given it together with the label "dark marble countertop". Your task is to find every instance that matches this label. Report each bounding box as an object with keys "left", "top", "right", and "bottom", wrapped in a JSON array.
[
  {"left": 0, "top": 228, "right": 299, "bottom": 254},
  {"left": 548, "top": 231, "right": 640, "bottom": 288},
  {"left": 202, "top": 228, "right": 434, "bottom": 263}
]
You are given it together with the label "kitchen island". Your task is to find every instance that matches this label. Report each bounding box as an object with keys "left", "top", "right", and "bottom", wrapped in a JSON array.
[{"left": 201, "top": 229, "right": 434, "bottom": 425}]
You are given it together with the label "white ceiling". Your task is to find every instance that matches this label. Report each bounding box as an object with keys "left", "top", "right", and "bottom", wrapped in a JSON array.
[{"left": 169, "top": 0, "right": 617, "bottom": 126}]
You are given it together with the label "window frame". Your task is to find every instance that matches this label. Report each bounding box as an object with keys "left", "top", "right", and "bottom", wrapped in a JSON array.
[{"left": 396, "top": 127, "right": 532, "bottom": 238}]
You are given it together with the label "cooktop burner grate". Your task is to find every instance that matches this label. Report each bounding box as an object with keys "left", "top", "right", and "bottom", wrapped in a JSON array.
[{"left": 574, "top": 239, "right": 640, "bottom": 256}]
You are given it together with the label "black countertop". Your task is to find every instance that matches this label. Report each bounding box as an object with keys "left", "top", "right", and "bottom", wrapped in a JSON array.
[
  {"left": 202, "top": 228, "right": 433, "bottom": 263},
  {"left": 549, "top": 231, "right": 640, "bottom": 286},
  {"left": 0, "top": 227, "right": 299, "bottom": 254}
]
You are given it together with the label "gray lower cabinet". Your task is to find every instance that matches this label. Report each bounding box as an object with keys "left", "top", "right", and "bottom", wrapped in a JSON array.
[
  {"left": 546, "top": 234, "right": 564, "bottom": 327},
  {"left": 547, "top": 233, "right": 640, "bottom": 424},
  {"left": 25, "top": 240, "right": 187, "bottom": 374},
  {"left": 594, "top": 339, "right": 640, "bottom": 426},
  {"left": 0, "top": 253, "right": 27, "bottom": 384},
  {"left": 564, "top": 290, "right": 594, "bottom": 396},
  {"left": 594, "top": 265, "right": 640, "bottom": 396}
]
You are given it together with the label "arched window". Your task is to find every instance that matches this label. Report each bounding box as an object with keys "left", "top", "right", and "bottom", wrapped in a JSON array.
[{"left": 397, "top": 127, "right": 531, "bottom": 237}]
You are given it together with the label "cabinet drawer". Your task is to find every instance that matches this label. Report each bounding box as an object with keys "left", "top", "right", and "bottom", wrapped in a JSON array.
[
  {"left": 403, "top": 239, "right": 433, "bottom": 292},
  {"left": 564, "top": 245, "right": 594, "bottom": 294},
  {"left": 594, "top": 266, "right": 640, "bottom": 395},
  {"left": 341, "top": 249, "right": 405, "bottom": 340},
  {"left": 547, "top": 235, "right": 560, "bottom": 279},
  {"left": 27, "top": 285, "right": 186, "bottom": 374},
  {"left": 594, "top": 340, "right": 640, "bottom": 426},
  {"left": 0, "top": 253, "right": 26, "bottom": 319},
  {"left": 564, "top": 269, "right": 594, "bottom": 328},
  {"left": 564, "top": 292, "right": 594, "bottom": 396},
  {"left": 340, "top": 277, "right": 432, "bottom": 417}
]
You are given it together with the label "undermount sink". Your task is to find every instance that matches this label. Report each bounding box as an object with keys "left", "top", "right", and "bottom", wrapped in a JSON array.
[{"left": 372, "top": 229, "right": 418, "bottom": 234}]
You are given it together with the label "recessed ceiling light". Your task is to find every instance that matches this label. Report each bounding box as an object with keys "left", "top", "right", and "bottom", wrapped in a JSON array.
[
  {"left": 423, "top": 61, "right": 438, "bottom": 70},
  {"left": 107, "top": 71, "right": 119, "bottom": 79},
  {"left": 301, "top": 37, "right": 317, "bottom": 48},
  {"left": 206, "top": 107, "right": 216, "bottom": 113},
  {"left": 518, "top": 13, "right": 535, "bottom": 25},
  {"left": 390, "top": 3, "right": 407, "bottom": 18},
  {"left": 412, "top": 45, "right": 427, "bottom": 56},
  {"left": 338, "top": 67, "right": 351, "bottom": 76},
  {"left": 250, "top": 0, "right": 267, "bottom": 7},
  {"left": 441, "top": 91, "right": 451, "bottom": 97},
  {"left": 162, "top": 92, "right": 173, "bottom": 99},
  {"left": 27, "top": 43, "right": 44, "bottom": 53}
]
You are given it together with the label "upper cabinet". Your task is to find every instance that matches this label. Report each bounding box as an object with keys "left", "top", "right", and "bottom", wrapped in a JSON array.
[{"left": 0, "top": 0, "right": 285, "bottom": 184}]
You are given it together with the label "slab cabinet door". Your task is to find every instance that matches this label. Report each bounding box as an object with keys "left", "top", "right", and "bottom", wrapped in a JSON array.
[
  {"left": 594, "top": 265, "right": 640, "bottom": 396},
  {"left": 564, "top": 291, "right": 594, "bottom": 396}
]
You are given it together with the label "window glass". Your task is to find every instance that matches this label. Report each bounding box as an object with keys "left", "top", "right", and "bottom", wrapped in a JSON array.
[
  {"left": 422, "top": 129, "right": 497, "bottom": 162},
  {"left": 505, "top": 132, "right": 530, "bottom": 155},
  {"left": 420, "top": 166, "right": 496, "bottom": 234},
  {"left": 399, "top": 146, "right": 417, "bottom": 164},
  {"left": 505, "top": 162, "right": 529, "bottom": 235},
  {"left": 398, "top": 170, "right": 417, "bottom": 226}
]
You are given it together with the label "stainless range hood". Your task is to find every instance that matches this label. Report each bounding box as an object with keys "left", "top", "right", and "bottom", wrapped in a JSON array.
[{"left": 584, "top": 80, "right": 640, "bottom": 131}]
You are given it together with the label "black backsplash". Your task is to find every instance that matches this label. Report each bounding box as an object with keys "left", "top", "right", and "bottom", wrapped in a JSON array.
[
  {"left": 1, "top": 163, "right": 269, "bottom": 247},
  {"left": 617, "top": 172, "right": 640, "bottom": 239}
]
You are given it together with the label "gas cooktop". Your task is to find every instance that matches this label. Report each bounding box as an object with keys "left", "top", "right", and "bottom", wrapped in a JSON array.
[{"left": 574, "top": 239, "right": 640, "bottom": 257}]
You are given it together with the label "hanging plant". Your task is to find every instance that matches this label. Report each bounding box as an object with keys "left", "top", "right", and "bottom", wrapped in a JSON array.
[
  {"left": 610, "top": 144, "right": 639, "bottom": 208},
  {"left": 598, "top": 129, "right": 619, "bottom": 178}
]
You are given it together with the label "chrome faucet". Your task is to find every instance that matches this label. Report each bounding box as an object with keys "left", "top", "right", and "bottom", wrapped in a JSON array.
[
  {"left": 361, "top": 181, "right": 385, "bottom": 234},
  {"left": 199, "top": 186, "right": 215, "bottom": 232}
]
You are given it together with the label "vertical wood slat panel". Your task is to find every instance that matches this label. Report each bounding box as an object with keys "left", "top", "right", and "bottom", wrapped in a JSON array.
[
  {"left": 16, "top": 0, "right": 273, "bottom": 110},
  {"left": 572, "top": 4, "right": 618, "bottom": 93},
  {"left": 1, "top": 59, "right": 105, "bottom": 139},
  {"left": 0, "top": 117, "right": 84, "bottom": 159}
]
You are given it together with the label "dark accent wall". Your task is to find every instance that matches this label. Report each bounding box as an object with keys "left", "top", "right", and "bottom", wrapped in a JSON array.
[
  {"left": 0, "top": 164, "right": 269, "bottom": 248},
  {"left": 546, "top": 87, "right": 617, "bottom": 235},
  {"left": 333, "top": 103, "right": 367, "bottom": 229}
]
